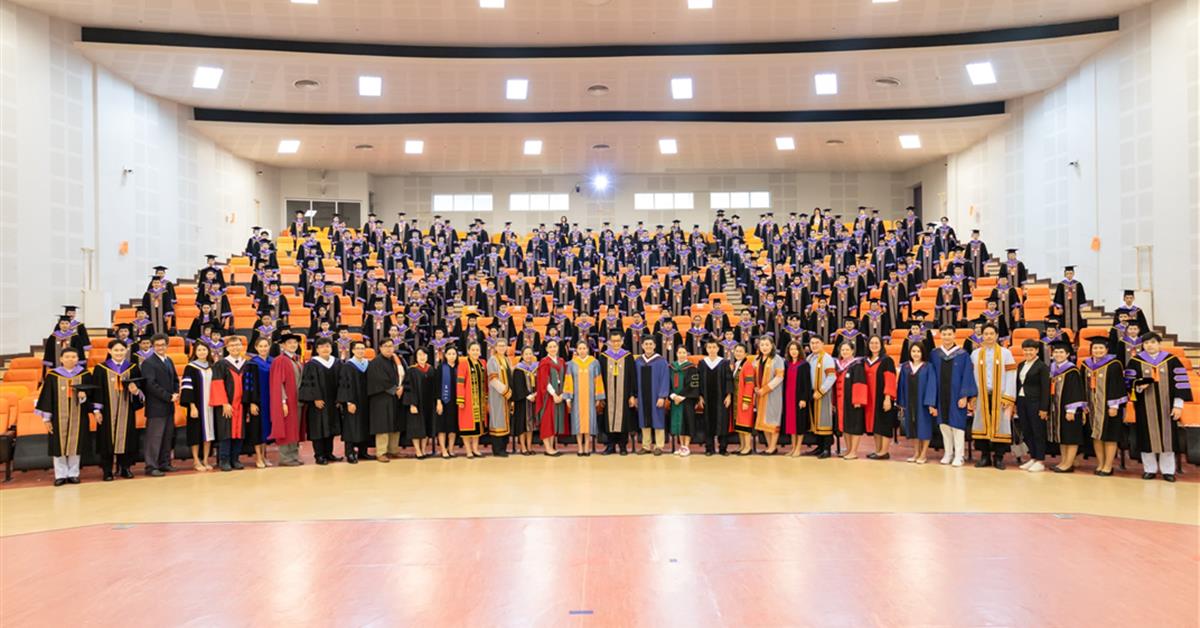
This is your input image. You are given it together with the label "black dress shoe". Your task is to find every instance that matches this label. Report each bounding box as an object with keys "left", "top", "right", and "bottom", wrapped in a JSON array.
[
  {"left": 720, "top": 449, "right": 729, "bottom": 456},
  {"left": 315, "top": 457, "right": 329, "bottom": 465},
  {"left": 653, "top": 447, "right": 663, "bottom": 456},
  {"left": 119, "top": 467, "right": 134, "bottom": 479},
  {"left": 147, "top": 469, "right": 164, "bottom": 477},
  {"left": 494, "top": 450, "right": 509, "bottom": 458},
  {"left": 1051, "top": 466, "right": 1074, "bottom": 474},
  {"left": 803, "top": 446, "right": 821, "bottom": 456},
  {"left": 545, "top": 451, "right": 563, "bottom": 457},
  {"left": 102, "top": 469, "right": 114, "bottom": 482},
  {"left": 1095, "top": 469, "right": 1113, "bottom": 477},
  {"left": 993, "top": 457, "right": 1006, "bottom": 471},
  {"left": 67, "top": 477, "right": 81, "bottom": 484},
  {"left": 219, "top": 462, "right": 233, "bottom": 472},
  {"left": 705, "top": 450, "right": 714, "bottom": 457},
  {"left": 866, "top": 452, "right": 880, "bottom": 460},
  {"left": 816, "top": 450, "right": 831, "bottom": 459},
  {"left": 359, "top": 453, "right": 376, "bottom": 461},
  {"left": 1163, "top": 474, "right": 1177, "bottom": 483},
  {"left": 975, "top": 454, "right": 992, "bottom": 468},
  {"left": 619, "top": 448, "right": 628, "bottom": 456},
  {"left": 347, "top": 453, "right": 358, "bottom": 464},
  {"left": 1142, "top": 472, "right": 1156, "bottom": 480},
  {"left": 160, "top": 465, "right": 176, "bottom": 473},
  {"left": 327, "top": 455, "right": 344, "bottom": 463},
  {"left": 604, "top": 445, "right": 617, "bottom": 455},
  {"left": 231, "top": 460, "right": 245, "bottom": 470},
  {"left": 53, "top": 479, "right": 67, "bottom": 487}
]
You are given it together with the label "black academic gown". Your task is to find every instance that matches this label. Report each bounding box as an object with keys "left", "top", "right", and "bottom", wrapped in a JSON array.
[
  {"left": 697, "top": 357, "right": 733, "bottom": 443},
  {"left": 400, "top": 364, "right": 439, "bottom": 440},
  {"left": 366, "top": 355, "right": 403, "bottom": 434},
  {"left": 299, "top": 358, "right": 342, "bottom": 441},
  {"left": 87, "top": 362, "right": 143, "bottom": 459},
  {"left": 337, "top": 361, "right": 372, "bottom": 445}
]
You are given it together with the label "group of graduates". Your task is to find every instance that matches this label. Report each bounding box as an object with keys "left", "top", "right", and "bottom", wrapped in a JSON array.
[{"left": 32, "top": 207, "right": 1192, "bottom": 484}]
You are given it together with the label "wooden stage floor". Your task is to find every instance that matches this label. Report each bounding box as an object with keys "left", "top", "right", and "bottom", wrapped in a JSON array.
[{"left": 2, "top": 452, "right": 1197, "bottom": 626}]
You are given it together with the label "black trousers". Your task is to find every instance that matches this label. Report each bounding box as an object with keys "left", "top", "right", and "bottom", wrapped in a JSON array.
[
  {"left": 312, "top": 436, "right": 335, "bottom": 459},
  {"left": 104, "top": 452, "right": 137, "bottom": 471},
  {"left": 813, "top": 434, "right": 834, "bottom": 451},
  {"left": 1015, "top": 397, "right": 1046, "bottom": 461},
  {"left": 490, "top": 435, "right": 509, "bottom": 451},
  {"left": 606, "top": 433, "right": 630, "bottom": 450}
]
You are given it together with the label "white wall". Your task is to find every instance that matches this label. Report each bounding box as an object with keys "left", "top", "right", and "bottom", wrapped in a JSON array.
[
  {"left": 368, "top": 171, "right": 910, "bottom": 233},
  {"left": 941, "top": 0, "right": 1200, "bottom": 341},
  {"left": 0, "top": 0, "right": 281, "bottom": 354},
  {"left": 900, "top": 158, "right": 948, "bottom": 222}
]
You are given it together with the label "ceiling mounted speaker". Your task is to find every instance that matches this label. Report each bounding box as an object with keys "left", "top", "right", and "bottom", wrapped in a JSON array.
[
  {"left": 293, "top": 79, "right": 321, "bottom": 90},
  {"left": 586, "top": 84, "right": 610, "bottom": 97},
  {"left": 592, "top": 143, "right": 611, "bottom": 151},
  {"left": 825, "top": 139, "right": 846, "bottom": 146},
  {"left": 354, "top": 144, "right": 374, "bottom": 150},
  {"left": 873, "top": 77, "right": 902, "bottom": 88}
]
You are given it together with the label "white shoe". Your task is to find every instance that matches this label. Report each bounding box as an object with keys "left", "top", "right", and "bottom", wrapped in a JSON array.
[
  {"left": 905, "top": 456, "right": 916, "bottom": 463},
  {"left": 951, "top": 457, "right": 964, "bottom": 467},
  {"left": 1027, "top": 461, "right": 1045, "bottom": 473},
  {"left": 1019, "top": 459, "right": 1034, "bottom": 470},
  {"left": 680, "top": 447, "right": 691, "bottom": 457},
  {"left": 940, "top": 453, "right": 953, "bottom": 465}
]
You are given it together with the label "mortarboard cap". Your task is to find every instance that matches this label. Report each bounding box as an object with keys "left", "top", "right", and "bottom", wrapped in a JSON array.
[
  {"left": 153, "top": 265, "right": 168, "bottom": 271},
  {"left": 1044, "top": 317, "right": 1061, "bottom": 327},
  {"left": 910, "top": 310, "right": 929, "bottom": 319},
  {"left": 1005, "top": 248, "right": 1018, "bottom": 254},
  {"left": 1063, "top": 265, "right": 1076, "bottom": 272},
  {"left": 62, "top": 305, "right": 78, "bottom": 312},
  {"left": 279, "top": 333, "right": 303, "bottom": 344},
  {"left": 1123, "top": 289, "right": 1135, "bottom": 297}
]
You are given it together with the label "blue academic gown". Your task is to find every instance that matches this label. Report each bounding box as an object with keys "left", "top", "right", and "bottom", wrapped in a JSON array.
[
  {"left": 929, "top": 347, "right": 977, "bottom": 430},
  {"left": 897, "top": 361, "right": 938, "bottom": 440},
  {"left": 634, "top": 355, "right": 670, "bottom": 429},
  {"left": 249, "top": 355, "right": 274, "bottom": 443}
]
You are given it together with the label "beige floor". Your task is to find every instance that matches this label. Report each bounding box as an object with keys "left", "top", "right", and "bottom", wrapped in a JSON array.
[{"left": 2, "top": 455, "right": 1196, "bottom": 536}]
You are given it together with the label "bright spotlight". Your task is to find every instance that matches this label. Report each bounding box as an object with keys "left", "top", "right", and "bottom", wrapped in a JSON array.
[{"left": 591, "top": 174, "right": 610, "bottom": 191}]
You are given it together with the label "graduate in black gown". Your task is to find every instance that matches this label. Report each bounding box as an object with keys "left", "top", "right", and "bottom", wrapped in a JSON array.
[
  {"left": 1080, "top": 339, "right": 1127, "bottom": 477},
  {"left": 337, "top": 340, "right": 373, "bottom": 463},
  {"left": 35, "top": 346, "right": 90, "bottom": 486},
  {"left": 367, "top": 339, "right": 405, "bottom": 462},
  {"left": 401, "top": 346, "right": 440, "bottom": 459},
  {"left": 832, "top": 341, "right": 868, "bottom": 459},
  {"left": 667, "top": 345, "right": 700, "bottom": 455},
  {"left": 1046, "top": 341, "right": 1087, "bottom": 473},
  {"left": 697, "top": 337, "right": 733, "bottom": 455},
  {"left": 299, "top": 337, "right": 343, "bottom": 464},
  {"left": 87, "top": 340, "right": 142, "bottom": 481},
  {"left": 511, "top": 346, "right": 540, "bottom": 455}
]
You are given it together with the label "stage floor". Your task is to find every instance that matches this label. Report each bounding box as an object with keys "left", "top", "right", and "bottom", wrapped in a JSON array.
[{"left": 2, "top": 453, "right": 1197, "bottom": 626}]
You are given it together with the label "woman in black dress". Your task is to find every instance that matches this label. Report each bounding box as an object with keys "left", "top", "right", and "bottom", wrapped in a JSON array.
[
  {"left": 436, "top": 345, "right": 461, "bottom": 458},
  {"left": 402, "top": 346, "right": 439, "bottom": 459}
]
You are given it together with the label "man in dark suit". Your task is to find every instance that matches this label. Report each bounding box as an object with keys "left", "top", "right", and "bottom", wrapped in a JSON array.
[
  {"left": 1014, "top": 339, "right": 1051, "bottom": 473},
  {"left": 141, "top": 333, "right": 179, "bottom": 476}
]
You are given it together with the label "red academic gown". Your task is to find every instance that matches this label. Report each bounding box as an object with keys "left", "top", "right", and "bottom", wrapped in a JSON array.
[
  {"left": 833, "top": 357, "right": 869, "bottom": 435},
  {"left": 209, "top": 359, "right": 250, "bottom": 440},
  {"left": 535, "top": 357, "right": 567, "bottom": 439},
  {"left": 731, "top": 359, "right": 758, "bottom": 433},
  {"left": 269, "top": 352, "right": 305, "bottom": 445},
  {"left": 862, "top": 357, "right": 897, "bottom": 434}
]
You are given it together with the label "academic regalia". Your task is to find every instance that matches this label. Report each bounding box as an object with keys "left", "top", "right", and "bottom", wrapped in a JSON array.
[
  {"left": 863, "top": 356, "right": 898, "bottom": 437},
  {"left": 338, "top": 358, "right": 372, "bottom": 446},
  {"left": 456, "top": 357, "right": 489, "bottom": 436},
  {"left": 42, "top": 329, "right": 87, "bottom": 368},
  {"left": 805, "top": 352, "right": 838, "bottom": 439},
  {"left": 35, "top": 365, "right": 91, "bottom": 457},
  {"left": 1081, "top": 355, "right": 1128, "bottom": 443},
  {"left": 246, "top": 355, "right": 274, "bottom": 445},
  {"left": 697, "top": 356, "right": 733, "bottom": 443},
  {"left": 485, "top": 354, "right": 514, "bottom": 438},
  {"left": 209, "top": 356, "right": 256, "bottom": 442},
  {"left": 833, "top": 357, "right": 868, "bottom": 435},
  {"left": 930, "top": 346, "right": 978, "bottom": 431},
  {"left": 634, "top": 354, "right": 671, "bottom": 430},
  {"left": 401, "top": 363, "right": 439, "bottom": 440},
  {"left": 899, "top": 330, "right": 935, "bottom": 368},
  {"left": 969, "top": 346, "right": 1017, "bottom": 446},
  {"left": 299, "top": 357, "right": 342, "bottom": 452},
  {"left": 511, "top": 362, "right": 539, "bottom": 435},
  {"left": 366, "top": 355, "right": 403, "bottom": 435},
  {"left": 1046, "top": 360, "right": 1087, "bottom": 447},
  {"left": 142, "top": 287, "right": 174, "bottom": 334},
  {"left": 731, "top": 358, "right": 757, "bottom": 434},
  {"left": 88, "top": 360, "right": 142, "bottom": 467},
  {"left": 269, "top": 352, "right": 305, "bottom": 446},
  {"left": 668, "top": 360, "right": 700, "bottom": 436},
  {"left": 181, "top": 360, "right": 216, "bottom": 446},
  {"left": 535, "top": 356, "right": 568, "bottom": 439},
  {"left": 1053, "top": 279, "right": 1086, "bottom": 334},
  {"left": 781, "top": 359, "right": 813, "bottom": 436},
  {"left": 897, "top": 361, "right": 938, "bottom": 440},
  {"left": 564, "top": 355, "right": 605, "bottom": 435},
  {"left": 1112, "top": 305, "right": 1150, "bottom": 333},
  {"left": 833, "top": 328, "right": 868, "bottom": 358},
  {"left": 598, "top": 348, "right": 638, "bottom": 436},
  {"left": 1126, "top": 351, "right": 1192, "bottom": 456},
  {"left": 753, "top": 354, "right": 786, "bottom": 433}
]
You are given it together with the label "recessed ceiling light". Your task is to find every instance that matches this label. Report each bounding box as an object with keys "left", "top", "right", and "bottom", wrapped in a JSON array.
[
  {"left": 671, "top": 77, "right": 693, "bottom": 100},
  {"left": 775, "top": 137, "right": 796, "bottom": 151},
  {"left": 354, "top": 144, "right": 374, "bottom": 151},
  {"left": 277, "top": 139, "right": 300, "bottom": 154},
  {"left": 358, "top": 75, "right": 382, "bottom": 96},
  {"left": 688, "top": 0, "right": 713, "bottom": 8},
  {"left": 506, "top": 78, "right": 528, "bottom": 100},
  {"left": 592, "top": 174, "right": 610, "bottom": 191},
  {"left": 825, "top": 139, "right": 845, "bottom": 146},
  {"left": 814, "top": 72, "right": 838, "bottom": 95},
  {"left": 523, "top": 139, "right": 543, "bottom": 155},
  {"left": 591, "top": 143, "right": 611, "bottom": 151},
  {"left": 586, "top": 84, "right": 610, "bottom": 97},
  {"left": 293, "top": 79, "right": 320, "bottom": 90},
  {"left": 872, "top": 0, "right": 899, "bottom": 3},
  {"left": 873, "top": 76, "right": 902, "bottom": 88},
  {"left": 192, "top": 66, "right": 223, "bottom": 89},
  {"left": 405, "top": 140, "right": 424, "bottom": 154},
  {"left": 479, "top": 0, "right": 504, "bottom": 7},
  {"left": 966, "top": 62, "right": 997, "bottom": 85},
  {"left": 899, "top": 134, "right": 922, "bottom": 149},
  {"left": 659, "top": 138, "right": 678, "bottom": 155},
  {"left": 291, "top": 0, "right": 318, "bottom": 4}
]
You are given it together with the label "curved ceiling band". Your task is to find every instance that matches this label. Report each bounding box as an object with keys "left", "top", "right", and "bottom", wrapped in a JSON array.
[{"left": 82, "top": 17, "right": 1117, "bottom": 60}]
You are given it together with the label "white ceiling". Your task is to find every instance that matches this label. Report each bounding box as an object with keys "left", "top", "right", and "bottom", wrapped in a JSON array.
[
  {"left": 77, "top": 33, "right": 1115, "bottom": 113},
  {"left": 190, "top": 117, "right": 1006, "bottom": 174},
  {"left": 14, "top": 0, "right": 1147, "bottom": 46}
]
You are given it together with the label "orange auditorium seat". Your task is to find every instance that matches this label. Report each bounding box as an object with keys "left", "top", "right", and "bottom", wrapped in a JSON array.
[
  {"left": 16, "top": 398, "right": 47, "bottom": 436},
  {"left": 4, "top": 369, "right": 40, "bottom": 384},
  {"left": 8, "top": 357, "right": 42, "bottom": 369}
]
